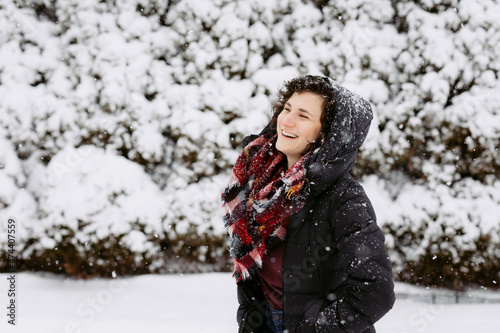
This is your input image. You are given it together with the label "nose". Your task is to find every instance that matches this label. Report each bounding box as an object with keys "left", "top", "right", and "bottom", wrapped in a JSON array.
[{"left": 281, "top": 112, "right": 295, "bottom": 127}]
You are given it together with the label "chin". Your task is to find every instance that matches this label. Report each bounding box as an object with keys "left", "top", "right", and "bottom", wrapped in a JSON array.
[{"left": 275, "top": 143, "right": 285, "bottom": 155}]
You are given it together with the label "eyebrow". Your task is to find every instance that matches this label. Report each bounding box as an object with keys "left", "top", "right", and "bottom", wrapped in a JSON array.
[{"left": 285, "top": 102, "right": 314, "bottom": 117}]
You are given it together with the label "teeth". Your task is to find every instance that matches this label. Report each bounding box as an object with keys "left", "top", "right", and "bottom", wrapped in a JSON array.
[{"left": 282, "top": 130, "right": 297, "bottom": 138}]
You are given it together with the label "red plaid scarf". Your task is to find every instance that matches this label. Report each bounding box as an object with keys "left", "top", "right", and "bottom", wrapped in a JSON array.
[{"left": 222, "top": 133, "right": 311, "bottom": 282}]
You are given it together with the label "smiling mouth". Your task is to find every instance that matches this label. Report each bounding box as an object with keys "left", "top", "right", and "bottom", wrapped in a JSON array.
[{"left": 281, "top": 129, "right": 298, "bottom": 138}]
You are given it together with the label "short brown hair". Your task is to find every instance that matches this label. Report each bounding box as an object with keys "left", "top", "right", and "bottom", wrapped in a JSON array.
[{"left": 270, "top": 75, "right": 336, "bottom": 154}]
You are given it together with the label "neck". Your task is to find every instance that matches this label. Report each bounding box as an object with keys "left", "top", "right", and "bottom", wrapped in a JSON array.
[{"left": 287, "top": 157, "right": 298, "bottom": 169}]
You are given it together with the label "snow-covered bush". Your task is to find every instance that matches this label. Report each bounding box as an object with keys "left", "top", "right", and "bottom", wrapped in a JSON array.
[
  {"left": 0, "top": 129, "right": 38, "bottom": 245},
  {"left": 0, "top": 0, "right": 499, "bottom": 288},
  {"left": 361, "top": 0, "right": 500, "bottom": 186},
  {"left": 365, "top": 175, "right": 500, "bottom": 290}
]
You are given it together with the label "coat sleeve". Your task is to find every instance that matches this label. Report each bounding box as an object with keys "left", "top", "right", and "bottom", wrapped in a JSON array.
[
  {"left": 236, "top": 280, "right": 268, "bottom": 333},
  {"left": 315, "top": 182, "right": 395, "bottom": 333}
]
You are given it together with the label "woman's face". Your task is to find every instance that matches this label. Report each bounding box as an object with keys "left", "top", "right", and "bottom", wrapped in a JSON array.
[{"left": 276, "top": 91, "right": 323, "bottom": 168}]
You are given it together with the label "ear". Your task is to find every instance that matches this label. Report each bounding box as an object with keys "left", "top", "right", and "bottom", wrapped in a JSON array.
[
  {"left": 319, "top": 131, "right": 325, "bottom": 142},
  {"left": 312, "top": 132, "right": 325, "bottom": 145}
]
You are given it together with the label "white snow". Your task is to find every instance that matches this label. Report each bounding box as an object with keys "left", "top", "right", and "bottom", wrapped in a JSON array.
[
  {"left": 25, "top": 145, "right": 168, "bottom": 254},
  {"left": 1, "top": 272, "right": 499, "bottom": 333},
  {"left": 0, "top": 0, "right": 499, "bottom": 309}
]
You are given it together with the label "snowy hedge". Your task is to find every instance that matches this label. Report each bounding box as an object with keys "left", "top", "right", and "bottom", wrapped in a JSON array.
[{"left": 0, "top": 0, "right": 499, "bottom": 289}]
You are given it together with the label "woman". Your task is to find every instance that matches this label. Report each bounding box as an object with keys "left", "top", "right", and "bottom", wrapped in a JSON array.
[{"left": 222, "top": 75, "right": 395, "bottom": 333}]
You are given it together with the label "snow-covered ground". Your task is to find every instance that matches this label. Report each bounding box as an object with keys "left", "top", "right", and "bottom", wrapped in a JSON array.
[{"left": 1, "top": 272, "right": 500, "bottom": 333}]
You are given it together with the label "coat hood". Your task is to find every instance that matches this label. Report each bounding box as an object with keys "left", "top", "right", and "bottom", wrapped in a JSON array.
[
  {"left": 244, "top": 79, "right": 373, "bottom": 198},
  {"left": 306, "top": 79, "right": 373, "bottom": 197}
]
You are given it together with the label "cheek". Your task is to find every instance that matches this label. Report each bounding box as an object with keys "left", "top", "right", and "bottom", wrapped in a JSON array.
[
  {"left": 308, "top": 125, "right": 322, "bottom": 139},
  {"left": 276, "top": 112, "right": 285, "bottom": 124}
]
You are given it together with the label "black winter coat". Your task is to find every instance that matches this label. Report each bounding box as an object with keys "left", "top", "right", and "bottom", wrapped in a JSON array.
[{"left": 236, "top": 81, "right": 395, "bottom": 332}]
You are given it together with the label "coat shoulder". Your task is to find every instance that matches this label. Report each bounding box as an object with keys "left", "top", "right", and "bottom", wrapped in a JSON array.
[{"left": 313, "top": 172, "right": 370, "bottom": 215}]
